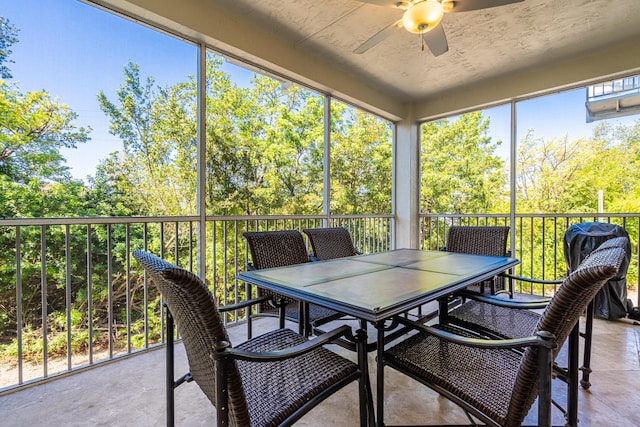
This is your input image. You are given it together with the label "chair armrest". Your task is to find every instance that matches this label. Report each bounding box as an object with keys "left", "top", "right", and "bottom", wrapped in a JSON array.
[
  {"left": 500, "top": 272, "right": 563, "bottom": 286},
  {"left": 395, "top": 316, "right": 554, "bottom": 350},
  {"left": 457, "top": 289, "right": 552, "bottom": 309},
  {"left": 216, "top": 325, "right": 354, "bottom": 362},
  {"left": 218, "top": 295, "right": 272, "bottom": 313}
]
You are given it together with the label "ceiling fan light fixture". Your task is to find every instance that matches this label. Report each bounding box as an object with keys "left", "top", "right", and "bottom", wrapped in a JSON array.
[{"left": 402, "top": 0, "right": 444, "bottom": 34}]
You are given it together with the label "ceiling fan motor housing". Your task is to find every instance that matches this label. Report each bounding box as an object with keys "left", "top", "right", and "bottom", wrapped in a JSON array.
[{"left": 402, "top": 1, "right": 444, "bottom": 34}]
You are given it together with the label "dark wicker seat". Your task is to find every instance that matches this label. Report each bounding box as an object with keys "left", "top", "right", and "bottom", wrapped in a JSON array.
[
  {"left": 242, "top": 230, "right": 342, "bottom": 337},
  {"left": 133, "top": 250, "right": 370, "bottom": 427},
  {"left": 445, "top": 225, "right": 510, "bottom": 294},
  {"left": 380, "top": 244, "right": 626, "bottom": 427},
  {"left": 302, "top": 227, "right": 359, "bottom": 260}
]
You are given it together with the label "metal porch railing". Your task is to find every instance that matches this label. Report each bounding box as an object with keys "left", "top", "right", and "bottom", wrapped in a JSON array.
[
  {"left": 2, "top": 212, "right": 638, "bottom": 393},
  {"left": 420, "top": 213, "right": 639, "bottom": 298},
  {"left": 0, "top": 214, "right": 392, "bottom": 393}
]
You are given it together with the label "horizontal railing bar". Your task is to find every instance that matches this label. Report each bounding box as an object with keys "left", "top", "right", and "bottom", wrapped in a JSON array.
[
  {"left": 419, "top": 212, "right": 638, "bottom": 219},
  {"left": 0, "top": 213, "right": 394, "bottom": 227},
  {"left": 0, "top": 216, "right": 200, "bottom": 226}
]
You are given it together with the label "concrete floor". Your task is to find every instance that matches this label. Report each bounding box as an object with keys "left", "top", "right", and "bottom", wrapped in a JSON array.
[{"left": 2, "top": 312, "right": 640, "bottom": 427}]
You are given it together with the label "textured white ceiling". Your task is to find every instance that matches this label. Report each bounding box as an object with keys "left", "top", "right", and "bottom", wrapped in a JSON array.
[{"left": 215, "top": 0, "right": 640, "bottom": 102}]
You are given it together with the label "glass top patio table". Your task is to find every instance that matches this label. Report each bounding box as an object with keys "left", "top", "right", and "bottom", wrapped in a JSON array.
[{"left": 237, "top": 248, "right": 520, "bottom": 323}]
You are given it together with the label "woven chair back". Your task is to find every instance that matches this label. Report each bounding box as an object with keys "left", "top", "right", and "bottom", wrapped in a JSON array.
[
  {"left": 446, "top": 225, "right": 510, "bottom": 256},
  {"left": 447, "top": 225, "right": 510, "bottom": 292},
  {"left": 132, "top": 250, "right": 250, "bottom": 427},
  {"left": 243, "top": 230, "right": 310, "bottom": 269},
  {"left": 506, "top": 243, "right": 626, "bottom": 426},
  {"left": 242, "top": 230, "right": 310, "bottom": 309},
  {"left": 303, "top": 227, "right": 358, "bottom": 260}
]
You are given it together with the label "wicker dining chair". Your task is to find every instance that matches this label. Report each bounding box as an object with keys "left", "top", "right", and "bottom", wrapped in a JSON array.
[
  {"left": 445, "top": 225, "right": 511, "bottom": 294},
  {"left": 448, "top": 236, "right": 628, "bottom": 349},
  {"left": 443, "top": 236, "right": 630, "bottom": 426},
  {"left": 242, "top": 230, "right": 342, "bottom": 337},
  {"left": 380, "top": 244, "right": 626, "bottom": 427},
  {"left": 302, "top": 227, "right": 360, "bottom": 261},
  {"left": 133, "top": 250, "right": 370, "bottom": 427}
]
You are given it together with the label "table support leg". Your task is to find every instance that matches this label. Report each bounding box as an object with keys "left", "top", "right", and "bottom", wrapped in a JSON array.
[
  {"left": 376, "top": 321, "right": 386, "bottom": 427},
  {"left": 356, "top": 321, "right": 375, "bottom": 427},
  {"left": 438, "top": 298, "right": 449, "bottom": 324}
]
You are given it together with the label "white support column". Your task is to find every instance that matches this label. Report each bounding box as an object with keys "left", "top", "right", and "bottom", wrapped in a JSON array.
[
  {"left": 196, "top": 43, "right": 207, "bottom": 279},
  {"left": 323, "top": 95, "right": 331, "bottom": 226},
  {"left": 510, "top": 100, "right": 517, "bottom": 256},
  {"left": 394, "top": 110, "right": 420, "bottom": 249}
]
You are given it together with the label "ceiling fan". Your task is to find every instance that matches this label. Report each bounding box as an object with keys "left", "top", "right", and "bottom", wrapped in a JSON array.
[{"left": 353, "top": 0, "right": 524, "bottom": 56}]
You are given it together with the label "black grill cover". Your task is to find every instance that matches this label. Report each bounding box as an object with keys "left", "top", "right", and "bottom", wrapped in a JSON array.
[{"left": 563, "top": 222, "right": 631, "bottom": 319}]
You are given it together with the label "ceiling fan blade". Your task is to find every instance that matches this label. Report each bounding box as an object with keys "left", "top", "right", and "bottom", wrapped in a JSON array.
[
  {"left": 423, "top": 24, "right": 448, "bottom": 56},
  {"left": 444, "top": 0, "right": 524, "bottom": 13},
  {"left": 353, "top": 19, "right": 403, "bottom": 54},
  {"left": 357, "top": 0, "right": 402, "bottom": 7}
]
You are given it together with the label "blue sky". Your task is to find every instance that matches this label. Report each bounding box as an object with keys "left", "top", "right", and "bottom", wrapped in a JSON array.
[
  {"left": 4, "top": 0, "right": 196, "bottom": 180},
  {"left": 3, "top": 1, "right": 638, "bottom": 180},
  {"left": 3, "top": 0, "right": 250, "bottom": 180},
  {"left": 457, "top": 84, "right": 640, "bottom": 165}
]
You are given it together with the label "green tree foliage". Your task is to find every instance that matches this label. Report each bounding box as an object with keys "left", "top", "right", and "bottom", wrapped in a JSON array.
[
  {"left": 0, "top": 18, "right": 90, "bottom": 185},
  {"left": 331, "top": 104, "right": 392, "bottom": 214},
  {"left": 516, "top": 121, "right": 640, "bottom": 213},
  {"left": 0, "top": 176, "right": 91, "bottom": 218},
  {"left": 247, "top": 79, "right": 325, "bottom": 215},
  {"left": 513, "top": 121, "right": 640, "bottom": 285},
  {"left": 0, "top": 17, "right": 18, "bottom": 79},
  {"left": 0, "top": 24, "right": 111, "bottom": 356},
  {"left": 0, "top": 81, "right": 91, "bottom": 184},
  {"left": 203, "top": 67, "right": 325, "bottom": 215},
  {"left": 421, "top": 112, "right": 507, "bottom": 214},
  {"left": 97, "top": 62, "right": 196, "bottom": 216},
  {"left": 611, "top": 119, "right": 640, "bottom": 212},
  {"left": 94, "top": 58, "right": 395, "bottom": 323},
  {"left": 97, "top": 57, "right": 392, "bottom": 217}
]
